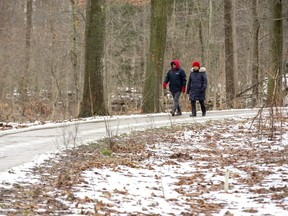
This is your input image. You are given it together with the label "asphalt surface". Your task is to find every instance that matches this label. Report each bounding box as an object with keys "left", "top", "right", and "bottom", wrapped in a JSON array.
[{"left": 0, "top": 109, "right": 262, "bottom": 172}]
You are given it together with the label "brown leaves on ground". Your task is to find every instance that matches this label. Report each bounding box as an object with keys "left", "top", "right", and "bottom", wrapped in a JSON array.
[{"left": 0, "top": 117, "right": 287, "bottom": 215}]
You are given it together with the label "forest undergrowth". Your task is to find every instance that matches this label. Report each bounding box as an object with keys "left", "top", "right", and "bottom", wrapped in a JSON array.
[{"left": 0, "top": 116, "right": 287, "bottom": 215}]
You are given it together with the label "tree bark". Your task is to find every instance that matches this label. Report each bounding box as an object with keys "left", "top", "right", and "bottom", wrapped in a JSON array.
[
  {"left": 142, "top": 0, "right": 168, "bottom": 113},
  {"left": 0, "top": 0, "right": 10, "bottom": 99},
  {"left": 70, "top": 0, "right": 81, "bottom": 115},
  {"left": 20, "top": 0, "right": 32, "bottom": 103},
  {"left": 267, "top": 0, "right": 283, "bottom": 106},
  {"left": 224, "top": 0, "right": 237, "bottom": 108},
  {"left": 79, "top": 0, "right": 108, "bottom": 117},
  {"left": 251, "top": 0, "right": 260, "bottom": 107}
]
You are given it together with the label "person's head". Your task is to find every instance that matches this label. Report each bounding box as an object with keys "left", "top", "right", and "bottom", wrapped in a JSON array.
[
  {"left": 171, "top": 59, "right": 180, "bottom": 71},
  {"left": 192, "top": 61, "right": 200, "bottom": 70}
]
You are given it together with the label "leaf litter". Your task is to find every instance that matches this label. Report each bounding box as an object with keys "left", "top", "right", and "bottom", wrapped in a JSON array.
[{"left": 0, "top": 116, "right": 287, "bottom": 215}]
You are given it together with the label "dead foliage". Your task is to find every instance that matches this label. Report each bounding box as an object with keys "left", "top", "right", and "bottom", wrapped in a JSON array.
[{"left": 0, "top": 117, "right": 287, "bottom": 215}]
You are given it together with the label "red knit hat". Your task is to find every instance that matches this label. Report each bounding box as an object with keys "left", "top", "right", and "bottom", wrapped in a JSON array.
[{"left": 192, "top": 61, "right": 200, "bottom": 68}]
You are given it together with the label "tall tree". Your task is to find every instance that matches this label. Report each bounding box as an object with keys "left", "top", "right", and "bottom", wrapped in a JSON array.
[
  {"left": 251, "top": 0, "right": 260, "bottom": 107},
  {"left": 142, "top": 0, "right": 168, "bottom": 113},
  {"left": 267, "top": 0, "right": 283, "bottom": 106},
  {"left": 0, "top": 0, "right": 10, "bottom": 99},
  {"left": 19, "top": 0, "right": 33, "bottom": 103},
  {"left": 69, "top": 0, "right": 81, "bottom": 115},
  {"left": 224, "top": 0, "right": 237, "bottom": 108},
  {"left": 79, "top": 0, "right": 108, "bottom": 117}
]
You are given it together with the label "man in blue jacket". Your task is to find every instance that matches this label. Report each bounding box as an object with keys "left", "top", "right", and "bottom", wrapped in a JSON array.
[
  {"left": 187, "top": 61, "right": 208, "bottom": 117},
  {"left": 163, "top": 59, "right": 187, "bottom": 116}
]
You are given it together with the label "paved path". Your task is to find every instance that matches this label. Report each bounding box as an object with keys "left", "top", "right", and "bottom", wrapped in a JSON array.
[{"left": 0, "top": 109, "right": 262, "bottom": 172}]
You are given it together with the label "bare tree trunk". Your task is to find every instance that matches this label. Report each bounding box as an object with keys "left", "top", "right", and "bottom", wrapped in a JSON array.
[
  {"left": 20, "top": 0, "right": 32, "bottom": 105},
  {"left": 251, "top": 0, "right": 260, "bottom": 107},
  {"left": 224, "top": 0, "right": 237, "bottom": 108},
  {"left": 198, "top": 21, "right": 205, "bottom": 65},
  {"left": 0, "top": 0, "right": 10, "bottom": 99},
  {"left": 79, "top": 0, "right": 108, "bottom": 117},
  {"left": 267, "top": 0, "right": 283, "bottom": 106},
  {"left": 170, "top": 0, "right": 178, "bottom": 59},
  {"left": 70, "top": 0, "right": 81, "bottom": 115},
  {"left": 48, "top": 1, "right": 66, "bottom": 120},
  {"left": 193, "top": 2, "right": 205, "bottom": 65},
  {"left": 142, "top": 0, "right": 168, "bottom": 113},
  {"left": 207, "top": 0, "right": 213, "bottom": 67}
]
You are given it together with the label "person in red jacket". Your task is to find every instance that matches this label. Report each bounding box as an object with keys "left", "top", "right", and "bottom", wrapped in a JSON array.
[{"left": 163, "top": 59, "right": 187, "bottom": 116}]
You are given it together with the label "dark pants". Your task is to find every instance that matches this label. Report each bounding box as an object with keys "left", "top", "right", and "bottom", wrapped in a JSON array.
[{"left": 191, "top": 100, "right": 206, "bottom": 116}]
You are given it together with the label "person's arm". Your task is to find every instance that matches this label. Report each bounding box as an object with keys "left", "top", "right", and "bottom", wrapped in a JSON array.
[
  {"left": 186, "top": 72, "right": 191, "bottom": 94},
  {"left": 201, "top": 73, "right": 207, "bottom": 91},
  {"left": 163, "top": 71, "right": 170, "bottom": 89},
  {"left": 181, "top": 70, "right": 187, "bottom": 93}
]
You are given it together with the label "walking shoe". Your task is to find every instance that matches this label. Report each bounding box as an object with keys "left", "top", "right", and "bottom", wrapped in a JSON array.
[
  {"left": 202, "top": 112, "right": 206, "bottom": 116},
  {"left": 175, "top": 111, "right": 182, "bottom": 116},
  {"left": 170, "top": 111, "right": 175, "bottom": 116},
  {"left": 190, "top": 114, "right": 196, "bottom": 117}
]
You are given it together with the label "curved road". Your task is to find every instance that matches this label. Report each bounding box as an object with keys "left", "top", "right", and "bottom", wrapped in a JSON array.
[{"left": 0, "top": 109, "right": 262, "bottom": 172}]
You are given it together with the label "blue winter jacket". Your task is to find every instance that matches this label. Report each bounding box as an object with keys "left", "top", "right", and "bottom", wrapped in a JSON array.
[
  {"left": 164, "top": 60, "right": 187, "bottom": 93},
  {"left": 187, "top": 67, "right": 208, "bottom": 101}
]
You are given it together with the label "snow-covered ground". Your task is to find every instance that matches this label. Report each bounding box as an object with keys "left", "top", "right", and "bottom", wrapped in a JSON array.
[
  {"left": 70, "top": 118, "right": 288, "bottom": 215},
  {"left": 0, "top": 110, "right": 287, "bottom": 215}
]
